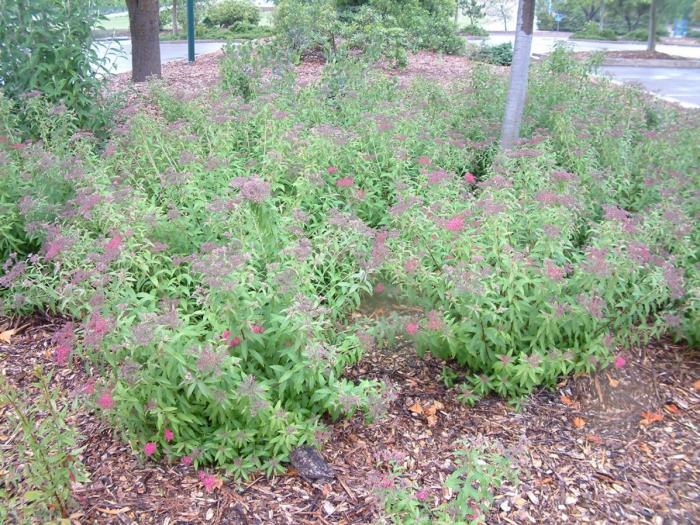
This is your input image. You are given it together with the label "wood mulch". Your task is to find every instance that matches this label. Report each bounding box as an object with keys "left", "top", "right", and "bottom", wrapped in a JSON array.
[{"left": 1, "top": 314, "right": 699, "bottom": 524}]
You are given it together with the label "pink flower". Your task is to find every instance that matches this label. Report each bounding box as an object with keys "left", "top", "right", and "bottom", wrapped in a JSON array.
[
  {"left": 417, "top": 156, "right": 431, "bottom": 166},
  {"left": 96, "top": 391, "right": 114, "bottom": 409},
  {"left": 105, "top": 234, "right": 122, "bottom": 251},
  {"left": 181, "top": 455, "right": 193, "bottom": 466},
  {"left": 614, "top": 355, "right": 626, "bottom": 369},
  {"left": 354, "top": 189, "right": 365, "bottom": 200},
  {"left": 250, "top": 324, "right": 264, "bottom": 334},
  {"left": 405, "top": 323, "right": 419, "bottom": 336},
  {"left": 374, "top": 283, "right": 385, "bottom": 294},
  {"left": 164, "top": 428, "right": 174, "bottom": 442},
  {"left": 336, "top": 177, "right": 354, "bottom": 188},
  {"left": 445, "top": 215, "right": 464, "bottom": 232},
  {"left": 415, "top": 488, "right": 429, "bottom": 501},
  {"left": 228, "top": 335, "right": 241, "bottom": 347},
  {"left": 144, "top": 442, "right": 157, "bottom": 457},
  {"left": 53, "top": 345, "right": 72, "bottom": 366},
  {"left": 221, "top": 330, "right": 231, "bottom": 340},
  {"left": 464, "top": 172, "right": 476, "bottom": 184},
  {"left": 327, "top": 166, "right": 337, "bottom": 174},
  {"left": 404, "top": 258, "right": 419, "bottom": 273},
  {"left": 82, "top": 379, "right": 96, "bottom": 395},
  {"left": 198, "top": 471, "right": 218, "bottom": 492}
]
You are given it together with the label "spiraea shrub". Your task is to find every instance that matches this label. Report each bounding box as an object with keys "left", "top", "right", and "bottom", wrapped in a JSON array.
[{"left": 1, "top": 47, "right": 698, "bottom": 472}]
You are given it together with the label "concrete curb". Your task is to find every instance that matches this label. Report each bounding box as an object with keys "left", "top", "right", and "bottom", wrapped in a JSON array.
[{"left": 602, "top": 58, "right": 700, "bottom": 68}]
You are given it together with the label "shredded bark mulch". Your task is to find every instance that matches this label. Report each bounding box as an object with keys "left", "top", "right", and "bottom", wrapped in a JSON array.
[{"left": 1, "top": 315, "right": 699, "bottom": 524}]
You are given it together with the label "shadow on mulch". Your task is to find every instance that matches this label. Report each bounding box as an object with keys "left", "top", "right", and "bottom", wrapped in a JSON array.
[{"left": 1, "top": 316, "right": 699, "bottom": 524}]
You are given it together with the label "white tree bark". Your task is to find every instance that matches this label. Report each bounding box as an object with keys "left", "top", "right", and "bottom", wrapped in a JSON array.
[{"left": 499, "top": 0, "right": 535, "bottom": 150}]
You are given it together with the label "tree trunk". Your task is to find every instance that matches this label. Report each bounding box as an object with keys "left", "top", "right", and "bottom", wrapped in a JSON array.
[
  {"left": 126, "top": 0, "right": 161, "bottom": 82},
  {"left": 647, "top": 0, "right": 657, "bottom": 52},
  {"left": 455, "top": 4, "right": 459, "bottom": 26},
  {"left": 502, "top": 8, "right": 508, "bottom": 31},
  {"left": 500, "top": 0, "right": 535, "bottom": 150},
  {"left": 172, "top": 0, "right": 178, "bottom": 34}
]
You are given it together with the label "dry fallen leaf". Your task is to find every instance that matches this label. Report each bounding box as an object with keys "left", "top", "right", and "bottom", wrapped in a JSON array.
[
  {"left": 408, "top": 402, "right": 423, "bottom": 415},
  {"left": 664, "top": 403, "right": 680, "bottom": 415},
  {"left": 0, "top": 329, "right": 18, "bottom": 344},
  {"left": 640, "top": 411, "right": 664, "bottom": 426},
  {"left": 585, "top": 434, "right": 603, "bottom": 445},
  {"left": 607, "top": 376, "right": 620, "bottom": 388},
  {"left": 692, "top": 379, "right": 700, "bottom": 391},
  {"left": 638, "top": 442, "right": 653, "bottom": 457},
  {"left": 572, "top": 417, "right": 586, "bottom": 429},
  {"left": 560, "top": 394, "right": 576, "bottom": 407},
  {"left": 426, "top": 414, "right": 439, "bottom": 427},
  {"left": 424, "top": 401, "right": 444, "bottom": 417}
]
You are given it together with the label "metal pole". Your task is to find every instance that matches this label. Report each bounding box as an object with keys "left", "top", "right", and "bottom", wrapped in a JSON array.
[{"left": 187, "top": 0, "right": 195, "bottom": 63}]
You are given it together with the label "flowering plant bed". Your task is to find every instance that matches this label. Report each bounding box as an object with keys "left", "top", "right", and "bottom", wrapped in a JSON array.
[{"left": 1, "top": 44, "right": 699, "bottom": 523}]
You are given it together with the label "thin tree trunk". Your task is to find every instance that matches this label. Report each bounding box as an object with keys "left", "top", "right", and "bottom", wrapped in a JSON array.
[
  {"left": 455, "top": 4, "right": 459, "bottom": 26},
  {"left": 126, "top": 0, "right": 162, "bottom": 82},
  {"left": 172, "top": 0, "right": 178, "bottom": 34},
  {"left": 647, "top": 0, "right": 657, "bottom": 52},
  {"left": 500, "top": 0, "right": 535, "bottom": 150}
]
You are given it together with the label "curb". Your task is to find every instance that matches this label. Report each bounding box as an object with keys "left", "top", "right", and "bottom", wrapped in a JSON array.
[{"left": 602, "top": 58, "right": 700, "bottom": 68}]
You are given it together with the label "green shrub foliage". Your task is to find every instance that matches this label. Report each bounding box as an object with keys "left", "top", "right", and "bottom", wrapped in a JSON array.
[
  {"left": 1, "top": 47, "right": 698, "bottom": 472},
  {"left": 204, "top": 0, "right": 261, "bottom": 28},
  {"left": 0, "top": 0, "right": 112, "bottom": 136}
]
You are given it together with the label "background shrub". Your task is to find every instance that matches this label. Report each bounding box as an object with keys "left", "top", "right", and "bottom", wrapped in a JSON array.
[
  {"left": 461, "top": 23, "right": 488, "bottom": 37},
  {"left": 571, "top": 22, "right": 618, "bottom": 41},
  {"left": 204, "top": 0, "right": 260, "bottom": 29},
  {"left": 470, "top": 42, "right": 513, "bottom": 65}
]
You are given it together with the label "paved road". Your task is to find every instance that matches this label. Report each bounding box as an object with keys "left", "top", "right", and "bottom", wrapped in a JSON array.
[
  {"left": 481, "top": 33, "right": 700, "bottom": 59},
  {"left": 99, "top": 40, "right": 225, "bottom": 75},
  {"left": 598, "top": 66, "right": 700, "bottom": 108}
]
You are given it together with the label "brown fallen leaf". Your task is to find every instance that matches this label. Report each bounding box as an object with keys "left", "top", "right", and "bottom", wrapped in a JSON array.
[
  {"left": 408, "top": 402, "right": 423, "bottom": 415},
  {"left": 424, "top": 401, "right": 444, "bottom": 417},
  {"left": 572, "top": 417, "right": 586, "bottom": 429},
  {"left": 0, "top": 323, "right": 29, "bottom": 344},
  {"left": 0, "top": 329, "right": 18, "bottom": 344},
  {"left": 692, "top": 379, "right": 700, "bottom": 391},
  {"left": 640, "top": 411, "right": 664, "bottom": 426},
  {"left": 607, "top": 376, "right": 620, "bottom": 388},
  {"left": 585, "top": 434, "right": 603, "bottom": 445},
  {"left": 426, "top": 414, "right": 438, "bottom": 427},
  {"left": 638, "top": 442, "right": 653, "bottom": 457},
  {"left": 560, "top": 394, "right": 575, "bottom": 407},
  {"left": 664, "top": 403, "right": 680, "bottom": 415}
]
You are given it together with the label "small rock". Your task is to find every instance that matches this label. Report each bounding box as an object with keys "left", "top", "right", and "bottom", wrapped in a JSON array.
[
  {"left": 500, "top": 500, "right": 512, "bottom": 512},
  {"left": 323, "top": 501, "right": 335, "bottom": 516},
  {"left": 205, "top": 508, "right": 214, "bottom": 521},
  {"left": 565, "top": 495, "right": 578, "bottom": 505},
  {"left": 290, "top": 446, "right": 335, "bottom": 483}
]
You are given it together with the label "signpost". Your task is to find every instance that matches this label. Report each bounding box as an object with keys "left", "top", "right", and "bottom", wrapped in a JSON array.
[{"left": 187, "top": 0, "right": 195, "bottom": 63}]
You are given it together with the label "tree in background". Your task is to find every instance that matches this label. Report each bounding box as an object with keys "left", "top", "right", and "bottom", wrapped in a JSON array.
[
  {"left": 500, "top": 0, "right": 535, "bottom": 148},
  {"left": 457, "top": 0, "right": 487, "bottom": 25},
  {"left": 693, "top": 0, "right": 700, "bottom": 21},
  {"left": 488, "top": 0, "right": 517, "bottom": 31},
  {"left": 125, "top": 0, "right": 161, "bottom": 82},
  {"left": 647, "top": 0, "right": 656, "bottom": 50}
]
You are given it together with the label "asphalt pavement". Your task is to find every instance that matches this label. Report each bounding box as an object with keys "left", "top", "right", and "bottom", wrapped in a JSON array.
[
  {"left": 599, "top": 66, "right": 700, "bottom": 108},
  {"left": 99, "top": 40, "right": 225, "bottom": 75}
]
